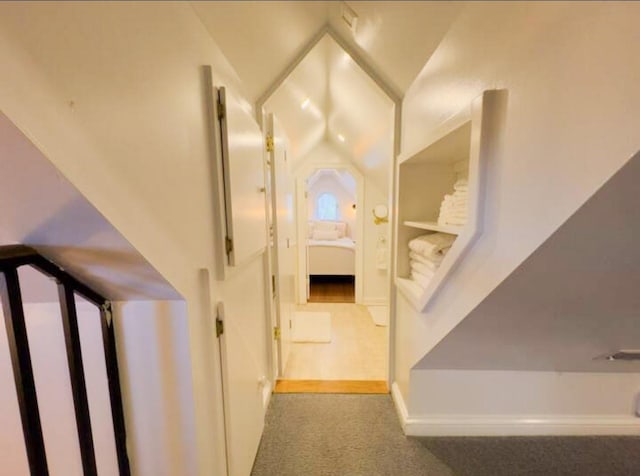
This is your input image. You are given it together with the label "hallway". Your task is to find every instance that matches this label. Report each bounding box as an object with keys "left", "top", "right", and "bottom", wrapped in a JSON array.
[
  {"left": 2, "top": 2, "right": 640, "bottom": 475},
  {"left": 283, "top": 303, "right": 387, "bottom": 381},
  {"left": 253, "top": 394, "right": 640, "bottom": 476}
]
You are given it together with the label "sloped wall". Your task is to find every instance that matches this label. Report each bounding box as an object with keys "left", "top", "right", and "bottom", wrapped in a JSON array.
[
  {"left": 395, "top": 2, "right": 640, "bottom": 413},
  {"left": 419, "top": 152, "right": 640, "bottom": 373},
  {"left": 0, "top": 2, "right": 267, "bottom": 474}
]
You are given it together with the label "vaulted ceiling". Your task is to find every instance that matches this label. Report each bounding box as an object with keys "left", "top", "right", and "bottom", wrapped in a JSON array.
[
  {"left": 263, "top": 34, "right": 394, "bottom": 193},
  {"left": 192, "top": 1, "right": 463, "bottom": 101},
  {"left": 192, "top": 2, "right": 464, "bottom": 193}
]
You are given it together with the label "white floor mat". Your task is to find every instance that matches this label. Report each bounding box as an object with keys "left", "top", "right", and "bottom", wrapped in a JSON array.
[
  {"left": 366, "top": 305, "right": 389, "bottom": 327},
  {"left": 292, "top": 312, "right": 331, "bottom": 343}
]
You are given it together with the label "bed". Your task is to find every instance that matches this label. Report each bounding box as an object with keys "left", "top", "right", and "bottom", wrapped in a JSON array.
[{"left": 307, "top": 221, "right": 355, "bottom": 276}]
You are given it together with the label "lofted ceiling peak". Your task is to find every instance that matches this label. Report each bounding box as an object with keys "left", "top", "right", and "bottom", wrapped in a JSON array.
[
  {"left": 191, "top": 1, "right": 463, "bottom": 102},
  {"left": 192, "top": 2, "right": 464, "bottom": 194},
  {"left": 263, "top": 33, "right": 394, "bottom": 193}
]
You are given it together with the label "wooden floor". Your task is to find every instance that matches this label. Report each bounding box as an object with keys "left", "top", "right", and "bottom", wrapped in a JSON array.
[
  {"left": 274, "top": 379, "right": 388, "bottom": 394},
  {"left": 308, "top": 275, "right": 355, "bottom": 303},
  {"left": 284, "top": 303, "right": 388, "bottom": 380}
]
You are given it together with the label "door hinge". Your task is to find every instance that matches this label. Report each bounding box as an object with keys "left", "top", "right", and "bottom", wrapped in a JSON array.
[
  {"left": 225, "top": 236, "right": 233, "bottom": 255},
  {"left": 101, "top": 302, "right": 113, "bottom": 326},
  {"left": 266, "top": 134, "right": 274, "bottom": 152},
  {"left": 273, "top": 326, "right": 281, "bottom": 340},
  {"left": 216, "top": 302, "right": 225, "bottom": 338},
  {"left": 217, "top": 94, "right": 226, "bottom": 120}
]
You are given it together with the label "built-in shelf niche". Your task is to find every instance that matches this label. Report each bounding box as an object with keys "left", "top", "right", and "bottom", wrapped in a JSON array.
[{"left": 394, "top": 89, "right": 505, "bottom": 311}]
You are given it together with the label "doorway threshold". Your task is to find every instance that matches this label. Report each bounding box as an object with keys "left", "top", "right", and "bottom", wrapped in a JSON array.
[{"left": 274, "top": 379, "right": 388, "bottom": 394}]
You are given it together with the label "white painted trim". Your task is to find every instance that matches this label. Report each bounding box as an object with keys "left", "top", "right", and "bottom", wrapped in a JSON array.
[
  {"left": 392, "top": 382, "right": 640, "bottom": 436},
  {"left": 295, "top": 161, "right": 365, "bottom": 304},
  {"left": 255, "top": 27, "right": 330, "bottom": 126},
  {"left": 403, "top": 415, "right": 640, "bottom": 437},
  {"left": 394, "top": 90, "right": 506, "bottom": 312},
  {"left": 262, "top": 379, "right": 273, "bottom": 411},
  {"left": 391, "top": 382, "right": 410, "bottom": 432},
  {"left": 255, "top": 25, "right": 403, "bottom": 158}
]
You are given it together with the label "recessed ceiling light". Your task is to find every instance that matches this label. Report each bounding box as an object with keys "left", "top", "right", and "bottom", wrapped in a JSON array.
[
  {"left": 301, "top": 98, "right": 311, "bottom": 110},
  {"left": 337, "top": 134, "right": 346, "bottom": 143}
]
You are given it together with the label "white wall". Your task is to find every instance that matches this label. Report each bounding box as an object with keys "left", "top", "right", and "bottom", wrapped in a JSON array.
[
  {"left": 394, "top": 2, "right": 640, "bottom": 416},
  {"left": 393, "top": 370, "right": 640, "bottom": 436},
  {"left": 0, "top": 2, "right": 270, "bottom": 474},
  {"left": 362, "top": 180, "right": 390, "bottom": 305},
  {"left": 114, "top": 301, "right": 197, "bottom": 476},
  {"left": 298, "top": 141, "right": 389, "bottom": 304},
  {"left": 0, "top": 305, "right": 35, "bottom": 476}
]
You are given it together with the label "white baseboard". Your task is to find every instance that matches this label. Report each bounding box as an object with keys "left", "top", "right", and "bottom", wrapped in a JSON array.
[
  {"left": 262, "top": 379, "right": 273, "bottom": 411},
  {"left": 390, "top": 382, "right": 640, "bottom": 436},
  {"left": 391, "top": 382, "right": 410, "bottom": 432}
]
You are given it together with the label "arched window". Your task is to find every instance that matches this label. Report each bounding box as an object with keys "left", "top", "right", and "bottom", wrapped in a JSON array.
[{"left": 316, "top": 192, "right": 339, "bottom": 220}]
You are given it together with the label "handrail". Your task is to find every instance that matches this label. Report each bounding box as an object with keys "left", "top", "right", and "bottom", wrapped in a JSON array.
[{"left": 0, "top": 245, "right": 131, "bottom": 476}]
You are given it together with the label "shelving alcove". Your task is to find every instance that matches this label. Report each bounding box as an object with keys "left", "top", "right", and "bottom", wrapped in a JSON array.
[{"left": 394, "top": 89, "right": 504, "bottom": 311}]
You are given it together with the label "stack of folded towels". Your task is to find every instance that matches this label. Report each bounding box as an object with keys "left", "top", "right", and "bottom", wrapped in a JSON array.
[
  {"left": 437, "top": 178, "right": 469, "bottom": 226},
  {"left": 408, "top": 232, "right": 456, "bottom": 290}
]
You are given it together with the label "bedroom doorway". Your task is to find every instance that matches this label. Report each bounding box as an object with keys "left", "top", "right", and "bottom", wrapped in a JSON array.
[
  {"left": 298, "top": 165, "right": 364, "bottom": 304},
  {"left": 305, "top": 168, "right": 358, "bottom": 304}
]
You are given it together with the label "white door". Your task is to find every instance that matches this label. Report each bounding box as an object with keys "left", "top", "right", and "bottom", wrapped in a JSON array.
[
  {"left": 264, "top": 153, "right": 279, "bottom": 380},
  {"left": 217, "top": 86, "right": 268, "bottom": 267},
  {"left": 211, "top": 82, "right": 270, "bottom": 476},
  {"left": 266, "top": 114, "right": 295, "bottom": 376}
]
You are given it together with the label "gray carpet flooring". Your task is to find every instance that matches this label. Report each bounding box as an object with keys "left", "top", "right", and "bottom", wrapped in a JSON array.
[{"left": 251, "top": 394, "right": 640, "bottom": 476}]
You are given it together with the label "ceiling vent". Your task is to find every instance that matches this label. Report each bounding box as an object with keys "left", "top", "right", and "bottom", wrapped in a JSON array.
[
  {"left": 597, "top": 350, "right": 640, "bottom": 361},
  {"left": 341, "top": 2, "right": 358, "bottom": 34}
]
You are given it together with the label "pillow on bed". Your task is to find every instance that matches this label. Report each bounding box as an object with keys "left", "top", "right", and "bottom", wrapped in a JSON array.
[
  {"left": 314, "top": 221, "right": 337, "bottom": 232},
  {"left": 312, "top": 229, "right": 339, "bottom": 241},
  {"left": 314, "top": 221, "right": 347, "bottom": 237},
  {"left": 335, "top": 222, "right": 347, "bottom": 238}
]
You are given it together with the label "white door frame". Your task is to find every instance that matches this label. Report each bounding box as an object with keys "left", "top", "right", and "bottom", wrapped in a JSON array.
[{"left": 296, "top": 162, "right": 365, "bottom": 304}]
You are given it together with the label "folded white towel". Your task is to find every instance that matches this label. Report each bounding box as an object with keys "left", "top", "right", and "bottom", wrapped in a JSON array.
[
  {"left": 409, "top": 251, "right": 442, "bottom": 269},
  {"left": 454, "top": 179, "right": 468, "bottom": 191},
  {"left": 405, "top": 278, "right": 424, "bottom": 295},
  {"left": 411, "top": 260, "right": 437, "bottom": 276},
  {"left": 408, "top": 233, "right": 456, "bottom": 259},
  {"left": 440, "top": 205, "right": 467, "bottom": 214},
  {"left": 411, "top": 270, "right": 433, "bottom": 288},
  {"left": 437, "top": 179, "right": 470, "bottom": 227}
]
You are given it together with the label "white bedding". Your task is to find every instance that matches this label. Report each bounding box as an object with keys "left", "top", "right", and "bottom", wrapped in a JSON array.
[
  {"left": 307, "top": 238, "right": 355, "bottom": 276},
  {"left": 307, "top": 237, "right": 355, "bottom": 249}
]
